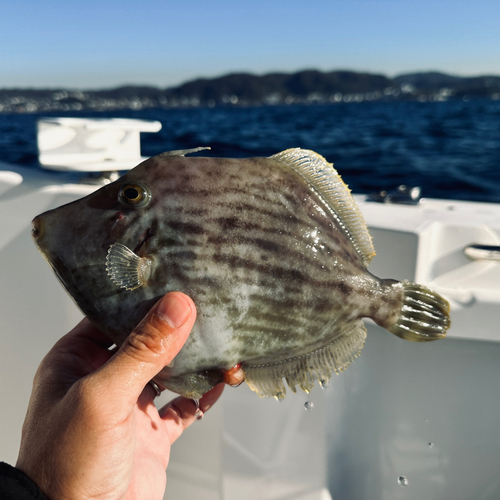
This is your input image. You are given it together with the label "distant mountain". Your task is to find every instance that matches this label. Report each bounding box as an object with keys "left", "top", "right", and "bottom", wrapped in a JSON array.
[
  {"left": 395, "top": 71, "right": 500, "bottom": 98},
  {"left": 168, "top": 70, "right": 393, "bottom": 105},
  {"left": 394, "top": 71, "right": 467, "bottom": 89},
  {"left": 1, "top": 70, "right": 499, "bottom": 113}
]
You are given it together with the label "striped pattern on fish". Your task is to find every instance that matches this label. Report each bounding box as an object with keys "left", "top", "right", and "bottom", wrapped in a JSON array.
[{"left": 32, "top": 148, "right": 450, "bottom": 399}]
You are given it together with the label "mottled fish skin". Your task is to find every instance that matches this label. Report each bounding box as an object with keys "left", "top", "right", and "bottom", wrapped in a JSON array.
[{"left": 32, "top": 150, "right": 447, "bottom": 398}]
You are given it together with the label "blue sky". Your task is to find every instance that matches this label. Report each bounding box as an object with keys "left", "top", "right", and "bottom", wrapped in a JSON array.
[{"left": 1, "top": 0, "right": 499, "bottom": 89}]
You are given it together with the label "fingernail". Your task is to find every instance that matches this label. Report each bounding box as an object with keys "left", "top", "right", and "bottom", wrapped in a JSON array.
[{"left": 156, "top": 293, "right": 192, "bottom": 328}]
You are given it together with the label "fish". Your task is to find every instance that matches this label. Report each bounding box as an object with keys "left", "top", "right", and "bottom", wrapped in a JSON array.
[{"left": 32, "top": 148, "right": 450, "bottom": 400}]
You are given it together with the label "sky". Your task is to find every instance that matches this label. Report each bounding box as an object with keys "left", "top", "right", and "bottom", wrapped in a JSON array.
[{"left": 1, "top": 0, "right": 499, "bottom": 89}]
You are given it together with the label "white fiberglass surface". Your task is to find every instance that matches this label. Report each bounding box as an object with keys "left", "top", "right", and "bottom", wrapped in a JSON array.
[{"left": 325, "top": 323, "right": 500, "bottom": 500}]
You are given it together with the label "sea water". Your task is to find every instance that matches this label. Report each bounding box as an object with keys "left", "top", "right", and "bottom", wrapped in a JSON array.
[{"left": 1, "top": 99, "right": 500, "bottom": 203}]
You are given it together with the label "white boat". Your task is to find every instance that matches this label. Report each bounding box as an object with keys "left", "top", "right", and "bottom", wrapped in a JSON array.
[{"left": 1, "top": 118, "right": 499, "bottom": 500}]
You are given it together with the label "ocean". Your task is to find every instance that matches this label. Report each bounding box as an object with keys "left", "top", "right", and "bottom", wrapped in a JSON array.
[{"left": 1, "top": 99, "right": 499, "bottom": 203}]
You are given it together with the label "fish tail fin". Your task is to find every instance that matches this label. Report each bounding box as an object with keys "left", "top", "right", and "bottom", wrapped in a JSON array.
[{"left": 387, "top": 280, "right": 450, "bottom": 342}]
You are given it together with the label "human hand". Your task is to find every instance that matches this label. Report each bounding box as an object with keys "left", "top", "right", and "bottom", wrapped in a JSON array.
[{"left": 16, "top": 292, "right": 224, "bottom": 500}]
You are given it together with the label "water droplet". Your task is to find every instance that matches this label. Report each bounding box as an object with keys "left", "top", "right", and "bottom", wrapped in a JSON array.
[
  {"left": 192, "top": 399, "right": 204, "bottom": 420},
  {"left": 274, "top": 392, "right": 285, "bottom": 402},
  {"left": 304, "top": 401, "right": 314, "bottom": 411},
  {"left": 397, "top": 476, "right": 408, "bottom": 487},
  {"left": 425, "top": 418, "right": 428, "bottom": 422},
  {"left": 428, "top": 442, "right": 433, "bottom": 447},
  {"left": 320, "top": 379, "right": 330, "bottom": 389}
]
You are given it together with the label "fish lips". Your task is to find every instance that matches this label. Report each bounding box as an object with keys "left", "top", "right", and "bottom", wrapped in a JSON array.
[
  {"left": 32, "top": 214, "right": 60, "bottom": 277},
  {"left": 32, "top": 205, "right": 159, "bottom": 304},
  {"left": 31, "top": 214, "right": 43, "bottom": 242},
  {"left": 32, "top": 208, "right": 109, "bottom": 295}
]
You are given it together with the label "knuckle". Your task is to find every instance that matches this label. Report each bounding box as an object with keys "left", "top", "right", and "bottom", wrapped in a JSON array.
[{"left": 125, "top": 321, "right": 170, "bottom": 360}]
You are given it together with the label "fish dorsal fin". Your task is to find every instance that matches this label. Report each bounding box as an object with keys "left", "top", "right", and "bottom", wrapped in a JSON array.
[
  {"left": 157, "top": 147, "right": 211, "bottom": 158},
  {"left": 270, "top": 148, "right": 375, "bottom": 266}
]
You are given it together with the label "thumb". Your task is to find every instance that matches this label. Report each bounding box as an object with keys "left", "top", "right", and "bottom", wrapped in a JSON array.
[{"left": 91, "top": 292, "right": 196, "bottom": 408}]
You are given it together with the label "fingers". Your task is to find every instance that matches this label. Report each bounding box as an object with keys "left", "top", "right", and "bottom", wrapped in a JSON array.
[
  {"left": 60, "top": 318, "right": 116, "bottom": 349},
  {"left": 88, "top": 292, "right": 196, "bottom": 410},
  {"left": 222, "top": 363, "right": 245, "bottom": 386},
  {"left": 43, "top": 318, "right": 115, "bottom": 365},
  {"left": 35, "top": 319, "right": 116, "bottom": 398},
  {"left": 158, "top": 383, "right": 225, "bottom": 444}
]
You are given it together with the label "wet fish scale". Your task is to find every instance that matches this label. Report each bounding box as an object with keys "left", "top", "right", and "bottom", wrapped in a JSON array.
[{"left": 32, "top": 148, "right": 450, "bottom": 399}]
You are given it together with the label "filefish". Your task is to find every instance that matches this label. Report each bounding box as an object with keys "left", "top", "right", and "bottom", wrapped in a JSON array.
[{"left": 32, "top": 148, "right": 450, "bottom": 400}]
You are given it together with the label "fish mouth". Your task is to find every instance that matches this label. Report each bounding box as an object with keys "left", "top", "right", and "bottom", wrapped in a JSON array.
[
  {"left": 31, "top": 216, "right": 43, "bottom": 241},
  {"left": 133, "top": 227, "right": 154, "bottom": 256}
]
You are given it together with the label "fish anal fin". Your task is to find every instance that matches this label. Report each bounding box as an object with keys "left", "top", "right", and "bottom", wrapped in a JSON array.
[
  {"left": 270, "top": 148, "right": 375, "bottom": 266},
  {"left": 243, "top": 321, "right": 367, "bottom": 399},
  {"left": 106, "top": 242, "right": 153, "bottom": 291}
]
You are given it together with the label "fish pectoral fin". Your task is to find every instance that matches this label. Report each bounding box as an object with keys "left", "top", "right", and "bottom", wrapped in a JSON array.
[
  {"left": 243, "top": 321, "right": 367, "bottom": 400},
  {"left": 106, "top": 242, "right": 152, "bottom": 291},
  {"left": 157, "top": 147, "right": 211, "bottom": 158}
]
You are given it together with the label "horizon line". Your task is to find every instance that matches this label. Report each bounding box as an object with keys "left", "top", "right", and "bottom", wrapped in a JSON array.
[{"left": 2, "top": 68, "right": 500, "bottom": 93}]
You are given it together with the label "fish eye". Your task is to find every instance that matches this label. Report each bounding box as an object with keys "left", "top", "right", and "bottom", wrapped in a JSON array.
[{"left": 118, "top": 183, "right": 151, "bottom": 208}]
